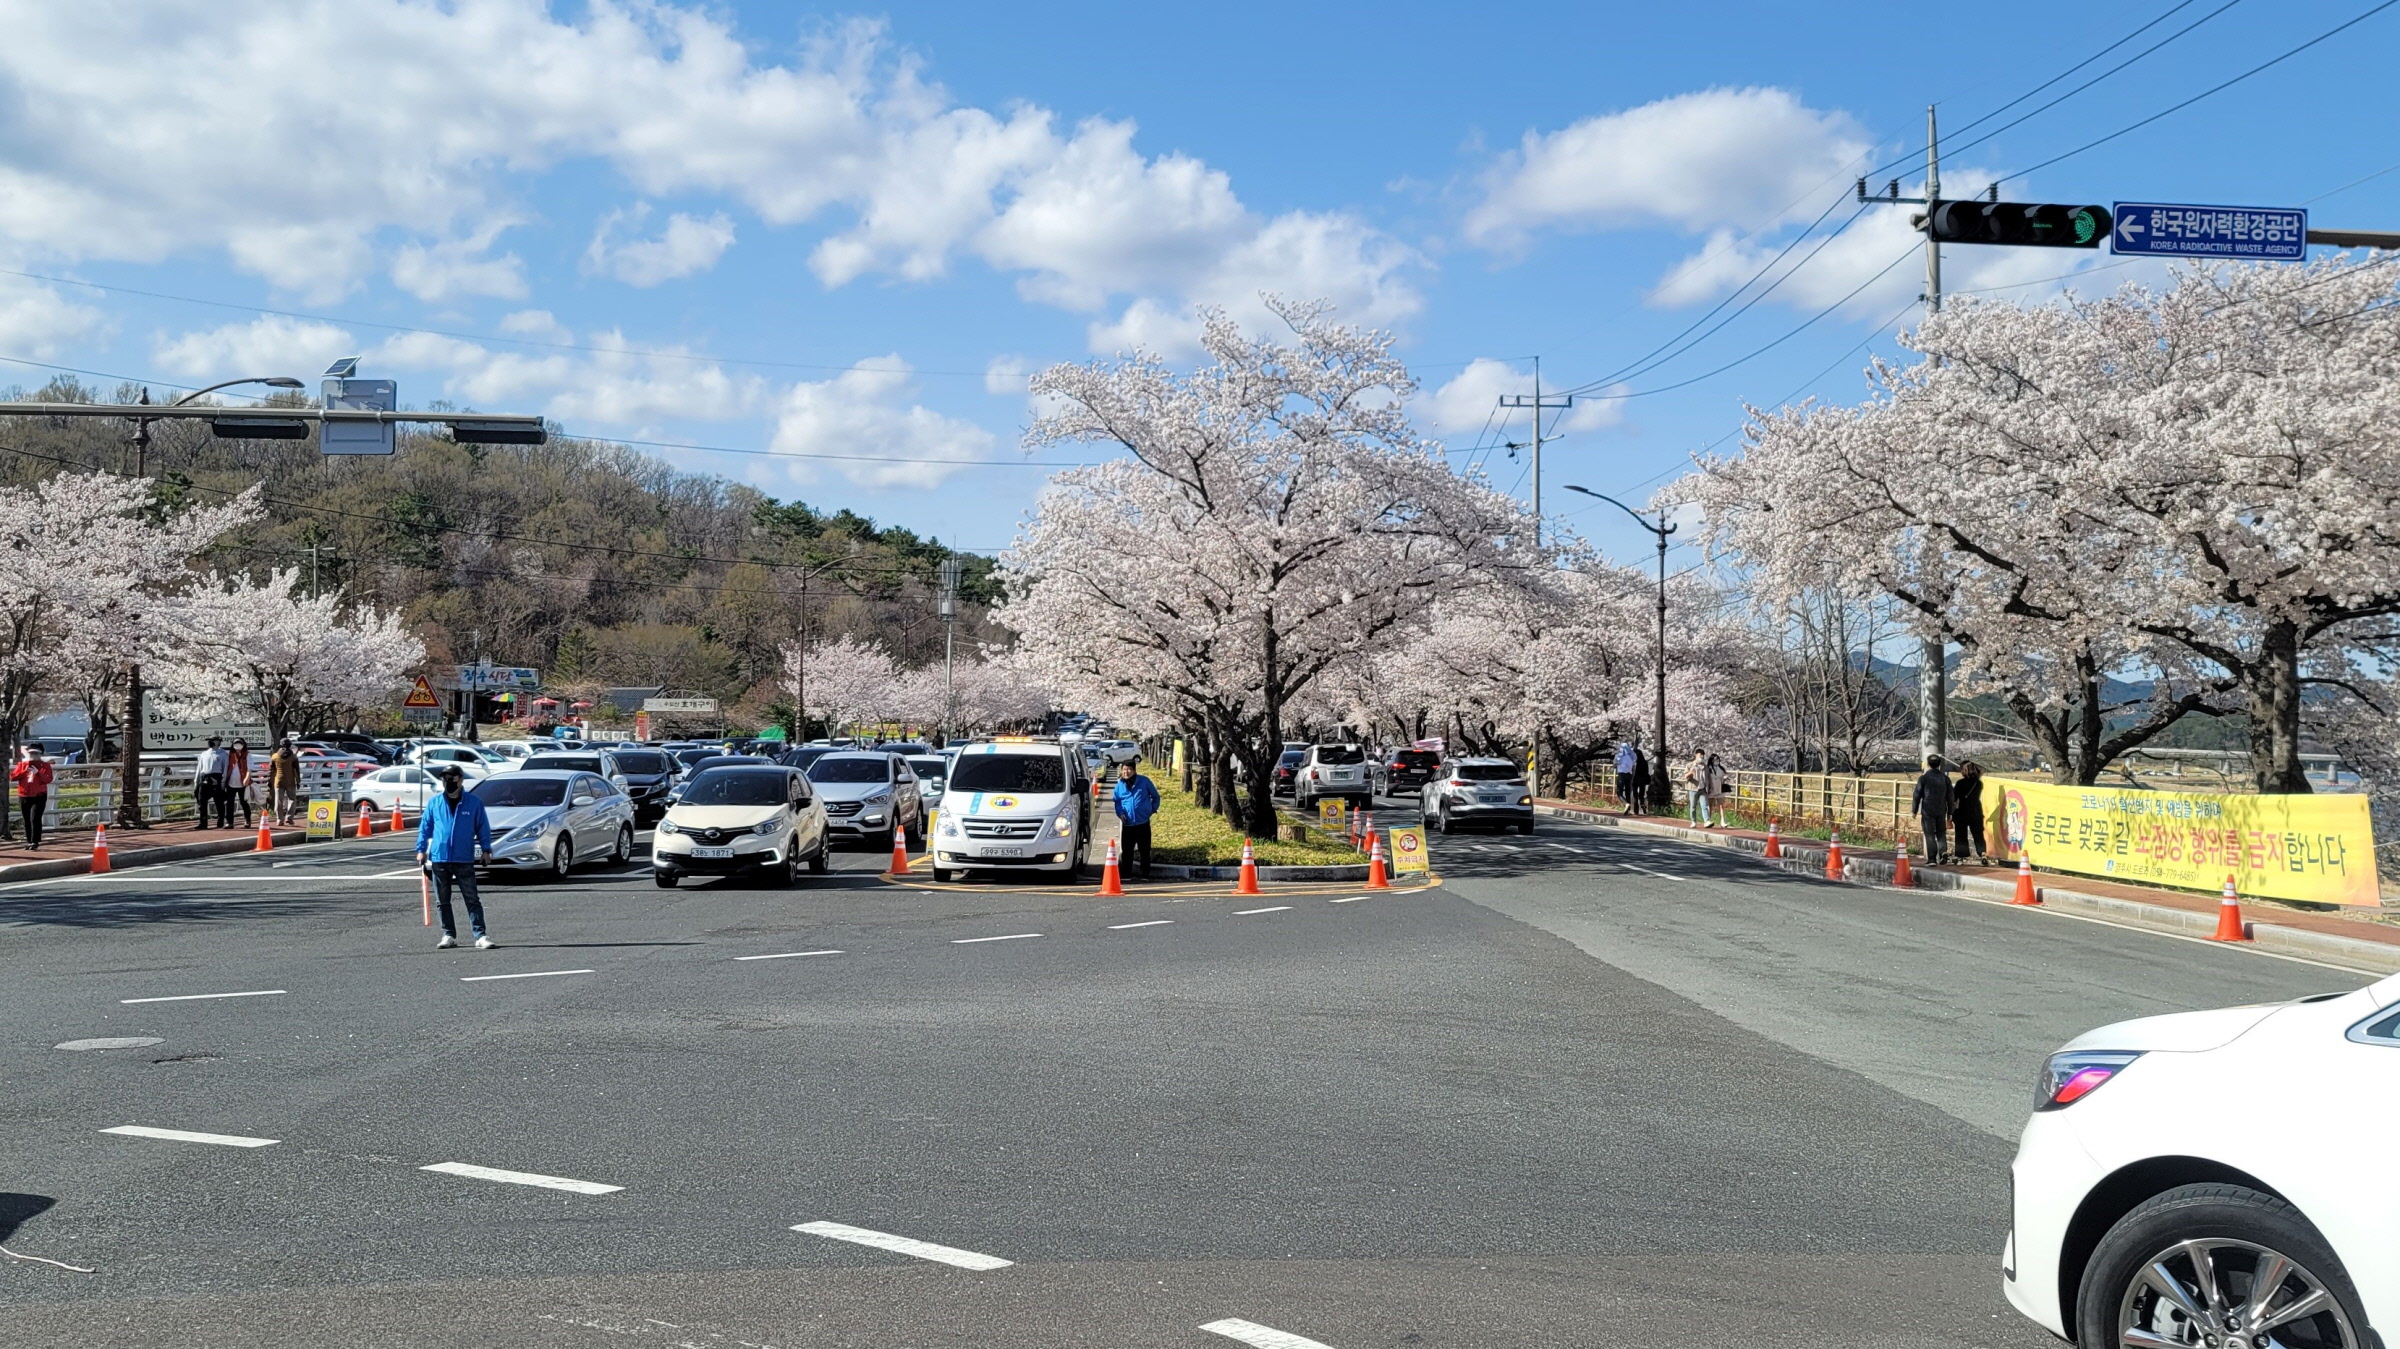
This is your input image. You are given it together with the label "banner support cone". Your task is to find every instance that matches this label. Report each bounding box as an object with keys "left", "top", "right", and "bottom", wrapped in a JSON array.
[
  {"left": 2011, "top": 857, "right": 2041, "bottom": 906},
  {"left": 2210, "top": 874, "right": 2250, "bottom": 942}
]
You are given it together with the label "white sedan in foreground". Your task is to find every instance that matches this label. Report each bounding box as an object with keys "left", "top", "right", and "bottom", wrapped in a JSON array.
[{"left": 2007, "top": 972, "right": 2400, "bottom": 1347}]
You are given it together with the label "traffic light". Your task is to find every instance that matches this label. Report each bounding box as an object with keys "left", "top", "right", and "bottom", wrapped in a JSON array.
[{"left": 1916, "top": 201, "right": 2112, "bottom": 248}]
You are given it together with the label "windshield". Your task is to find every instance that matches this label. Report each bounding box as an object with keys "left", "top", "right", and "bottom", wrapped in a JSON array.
[
  {"left": 679, "top": 770, "right": 788, "bottom": 807},
  {"left": 1454, "top": 763, "right": 1523, "bottom": 782},
  {"left": 949, "top": 754, "right": 1066, "bottom": 793},
  {"left": 781, "top": 747, "right": 833, "bottom": 769},
  {"left": 474, "top": 778, "right": 567, "bottom": 808},
  {"left": 907, "top": 757, "right": 947, "bottom": 781},
  {"left": 1315, "top": 745, "right": 1365, "bottom": 765},
  {"left": 612, "top": 751, "right": 672, "bottom": 774},
  {"left": 523, "top": 756, "right": 600, "bottom": 773},
  {"left": 673, "top": 749, "right": 716, "bottom": 768},
  {"left": 807, "top": 756, "right": 891, "bottom": 784}
]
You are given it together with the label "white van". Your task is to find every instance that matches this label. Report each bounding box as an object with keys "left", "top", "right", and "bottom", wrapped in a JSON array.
[{"left": 930, "top": 738, "right": 1090, "bottom": 883}]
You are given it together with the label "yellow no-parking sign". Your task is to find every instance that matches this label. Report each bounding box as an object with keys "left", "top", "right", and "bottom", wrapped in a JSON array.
[
  {"left": 305, "top": 799, "right": 340, "bottom": 841},
  {"left": 1389, "top": 826, "right": 1429, "bottom": 875},
  {"left": 1317, "top": 797, "right": 1347, "bottom": 831}
]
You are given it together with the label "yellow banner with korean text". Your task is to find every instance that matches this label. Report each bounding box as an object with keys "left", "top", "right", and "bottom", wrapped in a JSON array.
[{"left": 1987, "top": 778, "right": 2380, "bottom": 906}]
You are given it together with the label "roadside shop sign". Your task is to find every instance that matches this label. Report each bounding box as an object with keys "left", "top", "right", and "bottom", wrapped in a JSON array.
[
  {"left": 1317, "top": 797, "right": 1347, "bottom": 831},
  {"left": 1988, "top": 778, "right": 2380, "bottom": 906},
  {"left": 1389, "top": 826, "right": 1429, "bottom": 875},
  {"left": 305, "top": 799, "right": 340, "bottom": 841}
]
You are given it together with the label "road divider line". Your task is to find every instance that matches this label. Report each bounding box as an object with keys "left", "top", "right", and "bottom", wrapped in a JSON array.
[
  {"left": 459, "top": 969, "right": 593, "bottom": 982},
  {"left": 1234, "top": 906, "right": 1292, "bottom": 915},
  {"left": 951, "top": 933, "right": 1042, "bottom": 944},
  {"left": 1201, "top": 1318, "right": 1339, "bottom": 1349},
  {"left": 420, "top": 1161, "right": 621, "bottom": 1195},
  {"left": 734, "top": 950, "right": 846, "bottom": 961},
  {"left": 1107, "top": 920, "right": 1174, "bottom": 929},
  {"left": 120, "top": 989, "right": 285, "bottom": 1004},
  {"left": 102, "top": 1125, "right": 278, "bottom": 1148},
  {"left": 1621, "top": 863, "right": 1686, "bottom": 882},
  {"left": 1329, "top": 897, "right": 1368, "bottom": 904},
  {"left": 791, "top": 1220, "right": 1012, "bottom": 1270}
]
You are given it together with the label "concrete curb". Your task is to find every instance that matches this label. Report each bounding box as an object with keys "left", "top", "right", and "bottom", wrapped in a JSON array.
[
  {"left": 1535, "top": 803, "right": 2400, "bottom": 977},
  {"left": 0, "top": 829, "right": 314, "bottom": 884}
]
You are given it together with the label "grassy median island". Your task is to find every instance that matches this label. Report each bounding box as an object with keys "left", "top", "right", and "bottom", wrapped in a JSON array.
[{"left": 1144, "top": 777, "right": 1363, "bottom": 866}]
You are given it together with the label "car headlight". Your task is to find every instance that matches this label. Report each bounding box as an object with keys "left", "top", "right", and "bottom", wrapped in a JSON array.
[
  {"left": 1051, "top": 810, "right": 1076, "bottom": 837},
  {"left": 756, "top": 814, "right": 787, "bottom": 835},
  {"left": 2035, "top": 1050, "right": 2143, "bottom": 1111},
  {"left": 940, "top": 814, "right": 961, "bottom": 836},
  {"left": 656, "top": 819, "right": 681, "bottom": 835},
  {"left": 865, "top": 790, "right": 892, "bottom": 804}
]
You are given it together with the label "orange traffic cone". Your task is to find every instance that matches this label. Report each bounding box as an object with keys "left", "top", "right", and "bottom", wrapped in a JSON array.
[
  {"left": 2011, "top": 857, "right": 2041, "bottom": 906},
  {"left": 1234, "top": 837, "right": 1261, "bottom": 895},
  {"left": 1365, "top": 832, "right": 1391, "bottom": 889},
  {"left": 89, "top": 822, "right": 110, "bottom": 873},
  {"left": 355, "top": 806, "right": 374, "bottom": 839},
  {"left": 1892, "top": 839, "right": 1913, "bottom": 887},
  {"left": 1764, "top": 817, "right": 1782, "bottom": 859},
  {"left": 254, "top": 819, "right": 274, "bottom": 853},
  {"left": 1823, "top": 831, "right": 1844, "bottom": 880},
  {"left": 887, "top": 832, "right": 911, "bottom": 876},
  {"left": 388, "top": 803, "right": 405, "bottom": 833},
  {"left": 1096, "top": 838, "right": 1124, "bottom": 896},
  {"left": 2210, "top": 874, "right": 2249, "bottom": 942}
]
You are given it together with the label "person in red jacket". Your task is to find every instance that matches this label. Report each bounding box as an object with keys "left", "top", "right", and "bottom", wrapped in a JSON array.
[{"left": 11, "top": 744, "right": 52, "bottom": 850}]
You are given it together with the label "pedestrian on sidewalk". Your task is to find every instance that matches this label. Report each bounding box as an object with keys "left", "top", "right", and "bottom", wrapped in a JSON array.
[
  {"left": 1112, "top": 759, "right": 1160, "bottom": 878},
  {"left": 267, "top": 736, "right": 302, "bottom": 825},
  {"left": 1703, "top": 752, "right": 1729, "bottom": 826},
  {"left": 1628, "top": 743, "right": 1650, "bottom": 814},
  {"left": 415, "top": 765, "right": 494, "bottom": 949},
  {"left": 193, "top": 735, "right": 231, "bottom": 831},
  {"left": 1951, "top": 761, "right": 1989, "bottom": 864},
  {"left": 226, "top": 738, "right": 254, "bottom": 827},
  {"left": 11, "top": 744, "right": 51, "bottom": 850},
  {"left": 1683, "top": 750, "right": 1715, "bottom": 828},
  {"left": 1911, "top": 755, "right": 1954, "bottom": 865},
  {"left": 1613, "top": 739, "right": 1640, "bottom": 814}
]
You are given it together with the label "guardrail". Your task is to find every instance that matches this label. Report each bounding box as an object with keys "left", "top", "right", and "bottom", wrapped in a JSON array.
[
  {"left": 1726, "top": 770, "right": 1913, "bottom": 832},
  {"left": 29, "top": 760, "right": 367, "bottom": 832}
]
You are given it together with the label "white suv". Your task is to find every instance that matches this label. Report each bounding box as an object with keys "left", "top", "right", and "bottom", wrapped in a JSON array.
[
  {"left": 931, "top": 738, "right": 1091, "bottom": 883},
  {"left": 1294, "top": 743, "right": 1371, "bottom": 811}
]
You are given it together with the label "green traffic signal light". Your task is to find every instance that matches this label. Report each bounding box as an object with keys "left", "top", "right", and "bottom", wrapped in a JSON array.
[{"left": 1922, "top": 201, "right": 2112, "bottom": 249}]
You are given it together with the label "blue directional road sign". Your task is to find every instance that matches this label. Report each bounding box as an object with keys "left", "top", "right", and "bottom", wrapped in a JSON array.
[{"left": 2111, "top": 202, "right": 2307, "bottom": 260}]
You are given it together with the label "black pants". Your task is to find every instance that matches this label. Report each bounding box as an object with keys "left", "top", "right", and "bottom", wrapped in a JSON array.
[
  {"left": 1614, "top": 771, "right": 1634, "bottom": 808},
  {"left": 1119, "top": 822, "right": 1152, "bottom": 876},
  {"left": 431, "top": 862, "right": 487, "bottom": 939},
  {"left": 1919, "top": 814, "right": 1949, "bottom": 864},
  {"left": 230, "top": 784, "right": 251, "bottom": 826},
  {"left": 196, "top": 775, "right": 229, "bottom": 829},
  {"left": 1953, "top": 811, "right": 1987, "bottom": 861},
  {"left": 19, "top": 793, "right": 43, "bottom": 848}
]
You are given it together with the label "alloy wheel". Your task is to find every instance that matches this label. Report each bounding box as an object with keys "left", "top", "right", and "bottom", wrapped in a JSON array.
[{"left": 2119, "top": 1237, "right": 2357, "bottom": 1349}]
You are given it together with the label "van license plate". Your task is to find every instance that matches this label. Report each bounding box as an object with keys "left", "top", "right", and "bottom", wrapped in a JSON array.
[
  {"left": 982, "top": 847, "right": 1026, "bottom": 858},
  {"left": 691, "top": 846, "right": 734, "bottom": 860}
]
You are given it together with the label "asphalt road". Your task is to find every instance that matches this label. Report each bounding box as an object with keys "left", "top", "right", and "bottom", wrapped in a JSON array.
[{"left": 0, "top": 802, "right": 2368, "bottom": 1347}]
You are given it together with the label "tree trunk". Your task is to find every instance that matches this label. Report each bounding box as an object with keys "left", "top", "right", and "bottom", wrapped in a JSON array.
[
  {"left": 2245, "top": 619, "right": 2311, "bottom": 794},
  {"left": 117, "top": 664, "right": 147, "bottom": 828}
]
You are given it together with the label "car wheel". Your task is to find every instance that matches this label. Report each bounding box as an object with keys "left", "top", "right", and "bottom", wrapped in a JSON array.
[
  {"left": 1437, "top": 806, "right": 1454, "bottom": 835},
  {"left": 808, "top": 842, "right": 829, "bottom": 874},
  {"left": 549, "top": 837, "right": 573, "bottom": 880},
  {"left": 1517, "top": 822, "right": 1535, "bottom": 835},
  {"left": 905, "top": 812, "right": 925, "bottom": 850},
  {"left": 931, "top": 866, "right": 952, "bottom": 883},
  {"left": 654, "top": 871, "right": 679, "bottom": 889},
  {"left": 872, "top": 828, "right": 896, "bottom": 854},
  {"left": 2076, "top": 1183, "right": 2367, "bottom": 1349},
  {"left": 611, "top": 825, "right": 633, "bottom": 864}
]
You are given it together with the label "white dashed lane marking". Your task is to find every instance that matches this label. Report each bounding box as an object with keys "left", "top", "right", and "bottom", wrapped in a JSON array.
[
  {"left": 459, "top": 969, "right": 593, "bottom": 982},
  {"left": 792, "top": 1220, "right": 1013, "bottom": 1270},
  {"left": 952, "top": 933, "right": 1042, "bottom": 944},
  {"left": 102, "top": 1125, "right": 279, "bottom": 1148},
  {"left": 733, "top": 950, "right": 845, "bottom": 961},
  {"left": 120, "top": 989, "right": 286, "bottom": 1004},
  {"left": 1234, "top": 906, "right": 1292, "bottom": 915},
  {"left": 420, "top": 1162, "right": 622, "bottom": 1195},
  {"left": 1108, "top": 920, "right": 1174, "bottom": 929},
  {"left": 1202, "top": 1318, "right": 1340, "bottom": 1349}
]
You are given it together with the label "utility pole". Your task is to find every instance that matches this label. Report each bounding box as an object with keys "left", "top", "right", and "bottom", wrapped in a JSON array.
[
  {"left": 1499, "top": 359, "right": 1575, "bottom": 547},
  {"left": 938, "top": 558, "right": 962, "bottom": 747},
  {"left": 1917, "top": 104, "right": 1948, "bottom": 768},
  {"left": 302, "top": 542, "right": 337, "bottom": 600}
]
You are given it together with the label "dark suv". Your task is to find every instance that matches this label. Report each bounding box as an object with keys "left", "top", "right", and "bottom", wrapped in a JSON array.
[{"left": 1374, "top": 748, "right": 1440, "bottom": 795}]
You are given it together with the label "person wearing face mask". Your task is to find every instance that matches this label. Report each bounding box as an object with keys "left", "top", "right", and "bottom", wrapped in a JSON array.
[{"left": 415, "top": 765, "right": 495, "bottom": 949}]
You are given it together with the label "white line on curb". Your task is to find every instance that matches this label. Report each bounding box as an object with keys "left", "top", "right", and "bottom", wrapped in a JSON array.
[
  {"left": 1234, "top": 906, "right": 1292, "bottom": 915},
  {"left": 459, "top": 969, "right": 593, "bottom": 982},
  {"left": 121, "top": 989, "right": 285, "bottom": 1004},
  {"left": 102, "top": 1125, "right": 278, "bottom": 1148},
  {"left": 1201, "top": 1318, "right": 1339, "bottom": 1349},
  {"left": 1108, "top": 920, "right": 1174, "bottom": 929},
  {"left": 420, "top": 1161, "right": 621, "bottom": 1194},
  {"left": 791, "top": 1220, "right": 1012, "bottom": 1270},
  {"left": 951, "top": 933, "right": 1041, "bottom": 944},
  {"left": 734, "top": 950, "right": 845, "bottom": 961}
]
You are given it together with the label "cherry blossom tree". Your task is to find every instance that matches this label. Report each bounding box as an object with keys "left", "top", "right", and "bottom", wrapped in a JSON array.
[
  {"left": 780, "top": 634, "right": 897, "bottom": 733},
  {"left": 1684, "top": 257, "right": 2400, "bottom": 790},
  {"left": 1003, "top": 300, "right": 1541, "bottom": 834},
  {"left": 158, "top": 569, "right": 424, "bottom": 742}
]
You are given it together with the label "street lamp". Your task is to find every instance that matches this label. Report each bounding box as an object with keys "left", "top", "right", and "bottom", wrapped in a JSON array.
[
  {"left": 128, "top": 376, "right": 308, "bottom": 476},
  {"left": 1564, "top": 484, "right": 1676, "bottom": 814}
]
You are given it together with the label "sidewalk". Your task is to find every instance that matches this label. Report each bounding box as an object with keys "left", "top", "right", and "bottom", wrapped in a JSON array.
[
  {"left": 0, "top": 818, "right": 327, "bottom": 883},
  {"left": 1538, "top": 797, "right": 2400, "bottom": 975}
]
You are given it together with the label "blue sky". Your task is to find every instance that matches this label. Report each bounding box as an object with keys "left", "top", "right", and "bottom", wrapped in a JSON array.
[{"left": 0, "top": 0, "right": 2392, "bottom": 564}]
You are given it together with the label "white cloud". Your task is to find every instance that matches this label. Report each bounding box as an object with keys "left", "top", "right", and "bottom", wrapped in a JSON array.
[
  {"left": 1466, "top": 87, "right": 1872, "bottom": 249},
  {"left": 771, "top": 357, "right": 994, "bottom": 490},
  {"left": 497, "top": 309, "right": 571, "bottom": 341},
  {"left": 983, "top": 356, "right": 1030, "bottom": 396},
  {"left": 585, "top": 205, "right": 738, "bottom": 286},
  {"left": 0, "top": 273, "right": 106, "bottom": 361},
  {"left": 390, "top": 220, "right": 528, "bottom": 303},
  {"left": 153, "top": 315, "right": 356, "bottom": 382},
  {"left": 1085, "top": 211, "right": 1427, "bottom": 357},
  {"left": 1421, "top": 359, "right": 1626, "bottom": 445}
]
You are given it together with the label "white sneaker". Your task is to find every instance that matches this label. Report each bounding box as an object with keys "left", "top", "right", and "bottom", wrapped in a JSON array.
[
  {"left": 474, "top": 936, "right": 494, "bottom": 950},
  {"left": 436, "top": 934, "right": 456, "bottom": 949}
]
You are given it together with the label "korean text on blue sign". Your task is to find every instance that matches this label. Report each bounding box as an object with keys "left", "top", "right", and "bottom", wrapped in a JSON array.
[{"left": 2111, "top": 203, "right": 2306, "bottom": 260}]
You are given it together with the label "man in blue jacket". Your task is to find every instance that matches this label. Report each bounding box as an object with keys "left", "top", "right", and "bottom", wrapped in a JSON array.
[
  {"left": 1111, "top": 760, "right": 1161, "bottom": 879},
  {"left": 415, "top": 765, "right": 495, "bottom": 949}
]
